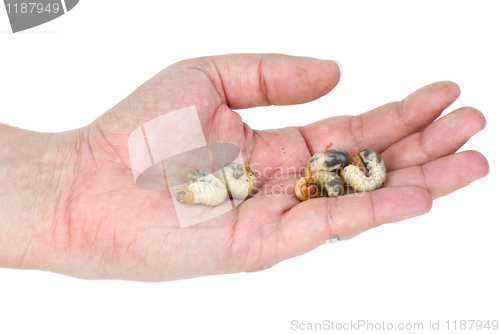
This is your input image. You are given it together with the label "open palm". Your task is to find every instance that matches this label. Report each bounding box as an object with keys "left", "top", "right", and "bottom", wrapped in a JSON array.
[{"left": 61, "top": 54, "right": 487, "bottom": 281}]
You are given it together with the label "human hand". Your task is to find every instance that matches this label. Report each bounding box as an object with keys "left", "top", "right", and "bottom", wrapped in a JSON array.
[{"left": 0, "top": 54, "right": 488, "bottom": 281}]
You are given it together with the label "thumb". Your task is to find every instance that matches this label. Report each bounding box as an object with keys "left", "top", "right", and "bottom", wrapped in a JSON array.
[{"left": 175, "top": 53, "right": 343, "bottom": 109}]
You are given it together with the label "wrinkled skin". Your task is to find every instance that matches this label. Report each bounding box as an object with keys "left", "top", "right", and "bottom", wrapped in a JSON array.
[{"left": 0, "top": 54, "right": 488, "bottom": 281}]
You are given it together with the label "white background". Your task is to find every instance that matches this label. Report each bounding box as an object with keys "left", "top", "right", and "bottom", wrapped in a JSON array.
[{"left": 1, "top": 1, "right": 498, "bottom": 333}]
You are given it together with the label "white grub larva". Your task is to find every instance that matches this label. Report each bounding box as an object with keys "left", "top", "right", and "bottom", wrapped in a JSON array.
[
  {"left": 221, "top": 161, "right": 257, "bottom": 199},
  {"left": 295, "top": 175, "right": 319, "bottom": 201},
  {"left": 341, "top": 150, "right": 386, "bottom": 192},
  {"left": 295, "top": 170, "right": 344, "bottom": 201},
  {"left": 176, "top": 168, "right": 228, "bottom": 206},
  {"left": 295, "top": 144, "right": 351, "bottom": 201}
]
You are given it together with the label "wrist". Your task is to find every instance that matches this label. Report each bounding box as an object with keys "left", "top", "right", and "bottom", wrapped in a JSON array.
[{"left": 0, "top": 124, "right": 81, "bottom": 271}]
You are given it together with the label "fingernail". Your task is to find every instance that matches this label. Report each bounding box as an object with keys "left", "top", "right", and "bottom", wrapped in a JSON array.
[
  {"left": 324, "top": 236, "right": 340, "bottom": 244},
  {"left": 330, "top": 60, "right": 343, "bottom": 83}
]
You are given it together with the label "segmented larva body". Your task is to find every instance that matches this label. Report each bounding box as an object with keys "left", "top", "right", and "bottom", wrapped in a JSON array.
[
  {"left": 342, "top": 150, "right": 386, "bottom": 192},
  {"left": 221, "top": 163, "right": 257, "bottom": 199},
  {"left": 295, "top": 147, "right": 351, "bottom": 201},
  {"left": 176, "top": 169, "right": 228, "bottom": 206},
  {"left": 294, "top": 179, "right": 310, "bottom": 201},
  {"left": 185, "top": 179, "right": 228, "bottom": 206}
]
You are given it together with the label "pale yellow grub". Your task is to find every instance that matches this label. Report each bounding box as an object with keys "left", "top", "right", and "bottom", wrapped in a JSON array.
[
  {"left": 222, "top": 163, "right": 257, "bottom": 199},
  {"left": 342, "top": 153, "right": 386, "bottom": 192},
  {"left": 177, "top": 172, "right": 228, "bottom": 206}
]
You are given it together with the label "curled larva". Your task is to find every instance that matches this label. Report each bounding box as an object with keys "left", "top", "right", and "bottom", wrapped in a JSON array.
[
  {"left": 176, "top": 168, "right": 228, "bottom": 206},
  {"left": 294, "top": 177, "right": 317, "bottom": 201},
  {"left": 341, "top": 150, "right": 386, "bottom": 192},
  {"left": 295, "top": 144, "right": 351, "bottom": 201},
  {"left": 295, "top": 170, "right": 344, "bottom": 201},
  {"left": 221, "top": 162, "right": 257, "bottom": 199}
]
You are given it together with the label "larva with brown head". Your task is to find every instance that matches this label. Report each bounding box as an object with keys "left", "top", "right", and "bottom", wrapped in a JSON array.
[
  {"left": 176, "top": 168, "right": 228, "bottom": 206},
  {"left": 295, "top": 145, "right": 351, "bottom": 201}
]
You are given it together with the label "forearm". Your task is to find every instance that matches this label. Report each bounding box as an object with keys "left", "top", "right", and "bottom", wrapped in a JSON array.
[{"left": 0, "top": 124, "right": 79, "bottom": 270}]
